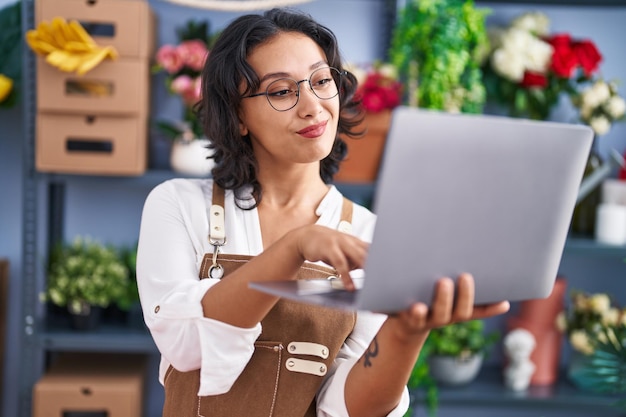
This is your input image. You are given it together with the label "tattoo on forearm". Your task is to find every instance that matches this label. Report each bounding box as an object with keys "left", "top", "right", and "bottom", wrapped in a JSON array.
[{"left": 362, "top": 337, "right": 379, "bottom": 368}]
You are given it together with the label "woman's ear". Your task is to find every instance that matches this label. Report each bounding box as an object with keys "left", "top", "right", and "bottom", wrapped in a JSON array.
[
  {"left": 239, "top": 121, "right": 248, "bottom": 136},
  {"left": 238, "top": 112, "right": 249, "bottom": 136}
]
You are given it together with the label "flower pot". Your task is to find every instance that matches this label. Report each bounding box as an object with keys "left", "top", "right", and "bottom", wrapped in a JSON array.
[
  {"left": 68, "top": 302, "right": 102, "bottom": 331},
  {"left": 170, "top": 138, "right": 215, "bottom": 177},
  {"left": 428, "top": 353, "right": 483, "bottom": 386},
  {"left": 335, "top": 110, "right": 391, "bottom": 183}
]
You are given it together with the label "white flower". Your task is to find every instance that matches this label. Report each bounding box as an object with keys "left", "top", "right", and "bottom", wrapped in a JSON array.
[
  {"left": 582, "top": 80, "right": 612, "bottom": 110},
  {"left": 491, "top": 27, "right": 552, "bottom": 81},
  {"left": 570, "top": 330, "right": 594, "bottom": 355},
  {"left": 605, "top": 95, "right": 626, "bottom": 119},
  {"left": 511, "top": 11, "right": 551, "bottom": 36},
  {"left": 524, "top": 37, "right": 553, "bottom": 74},
  {"left": 589, "top": 115, "right": 611, "bottom": 136},
  {"left": 589, "top": 293, "right": 611, "bottom": 314},
  {"left": 602, "top": 307, "right": 621, "bottom": 326}
]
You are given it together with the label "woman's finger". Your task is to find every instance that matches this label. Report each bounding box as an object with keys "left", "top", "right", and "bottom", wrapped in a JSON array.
[
  {"left": 428, "top": 277, "right": 455, "bottom": 326},
  {"left": 452, "top": 273, "right": 475, "bottom": 322}
]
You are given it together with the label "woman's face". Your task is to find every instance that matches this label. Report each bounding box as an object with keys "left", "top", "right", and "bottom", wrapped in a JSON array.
[{"left": 239, "top": 31, "right": 340, "bottom": 170}]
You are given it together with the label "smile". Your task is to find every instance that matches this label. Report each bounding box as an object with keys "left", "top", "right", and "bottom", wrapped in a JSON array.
[{"left": 297, "top": 121, "right": 327, "bottom": 138}]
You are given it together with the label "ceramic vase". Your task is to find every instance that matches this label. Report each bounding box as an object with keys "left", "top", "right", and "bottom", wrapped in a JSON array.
[
  {"left": 428, "top": 354, "right": 483, "bottom": 386},
  {"left": 170, "top": 138, "right": 215, "bottom": 177}
]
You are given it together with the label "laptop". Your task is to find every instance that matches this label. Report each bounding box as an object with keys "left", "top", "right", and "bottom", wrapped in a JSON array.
[{"left": 249, "top": 107, "right": 594, "bottom": 313}]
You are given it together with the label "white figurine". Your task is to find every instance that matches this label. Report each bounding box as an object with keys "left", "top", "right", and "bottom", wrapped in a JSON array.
[{"left": 503, "top": 328, "right": 536, "bottom": 391}]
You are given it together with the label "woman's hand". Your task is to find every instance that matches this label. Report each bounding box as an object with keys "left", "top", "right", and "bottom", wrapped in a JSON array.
[
  {"left": 387, "top": 273, "right": 510, "bottom": 344},
  {"left": 289, "top": 224, "right": 369, "bottom": 290}
]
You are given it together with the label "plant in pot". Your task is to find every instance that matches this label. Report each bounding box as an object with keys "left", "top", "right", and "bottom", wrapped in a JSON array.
[
  {"left": 153, "top": 20, "right": 219, "bottom": 176},
  {"left": 388, "top": 0, "right": 490, "bottom": 114},
  {"left": 427, "top": 319, "right": 499, "bottom": 386},
  {"left": 41, "top": 236, "right": 131, "bottom": 330}
]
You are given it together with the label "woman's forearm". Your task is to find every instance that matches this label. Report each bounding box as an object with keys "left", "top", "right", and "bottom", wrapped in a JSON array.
[{"left": 345, "top": 318, "right": 430, "bottom": 417}]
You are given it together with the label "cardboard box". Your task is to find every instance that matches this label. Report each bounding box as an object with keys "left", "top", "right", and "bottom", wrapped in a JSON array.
[
  {"left": 33, "top": 353, "right": 146, "bottom": 417},
  {"left": 37, "top": 57, "right": 150, "bottom": 116},
  {"left": 36, "top": 112, "right": 148, "bottom": 176},
  {"left": 37, "top": 0, "right": 155, "bottom": 59}
]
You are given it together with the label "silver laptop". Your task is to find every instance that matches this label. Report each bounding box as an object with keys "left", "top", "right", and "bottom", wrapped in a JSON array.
[{"left": 249, "top": 107, "right": 594, "bottom": 313}]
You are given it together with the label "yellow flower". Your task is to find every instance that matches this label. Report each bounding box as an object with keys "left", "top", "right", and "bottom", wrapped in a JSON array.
[
  {"left": 555, "top": 311, "right": 568, "bottom": 332},
  {"left": 602, "top": 308, "right": 621, "bottom": 326},
  {"left": 570, "top": 330, "right": 594, "bottom": 355},
  {"left": 589, "top": 293, "right": 611, "bottom": 314},
  {"left": 0, "top": 74, "right": 13, "bottom": 103}
]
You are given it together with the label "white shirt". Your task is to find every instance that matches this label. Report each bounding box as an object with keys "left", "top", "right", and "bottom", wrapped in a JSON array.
[{"left": 136, "top": 178, "right": 409, "bottom": 416}]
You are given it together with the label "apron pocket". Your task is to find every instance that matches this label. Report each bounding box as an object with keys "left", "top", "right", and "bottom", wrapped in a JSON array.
[{"left": 197, "top": 341, "right": 284, "bottom": 417}]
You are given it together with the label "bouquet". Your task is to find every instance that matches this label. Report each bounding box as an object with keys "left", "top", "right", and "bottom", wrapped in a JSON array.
[
  {"left": 348, "top": 61, "right": 403, "bottom": 113},
  {"left": 153, "top": 20, "right": 215, "bottom": 140},
  {"left": 483, "top": 11, "right": 603, "bottom": 121},
  {"left": 571, "top": 78, "right": 626, "bottom": 136},
  {"left": 556, "top": 290, "right": 625, "bottom": 355}
]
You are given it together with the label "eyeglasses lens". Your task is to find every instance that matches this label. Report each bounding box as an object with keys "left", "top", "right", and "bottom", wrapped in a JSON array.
[{"left": 266, "top": 67, "right": 340, "bottom": 111}]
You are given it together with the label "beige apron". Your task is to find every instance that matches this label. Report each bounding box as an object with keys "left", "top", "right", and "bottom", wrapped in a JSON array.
[{"left": 162, "top": 183, "right": 357, "bottom": 417}]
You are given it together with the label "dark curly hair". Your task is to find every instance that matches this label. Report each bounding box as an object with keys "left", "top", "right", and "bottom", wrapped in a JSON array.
[{"left": 197, "top": 7, "right": 363, "bottom": 208}]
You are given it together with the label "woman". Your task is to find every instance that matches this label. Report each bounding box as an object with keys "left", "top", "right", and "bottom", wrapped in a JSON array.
[{"left": 136, "top": 8, "right": 509, "bottom": 417}]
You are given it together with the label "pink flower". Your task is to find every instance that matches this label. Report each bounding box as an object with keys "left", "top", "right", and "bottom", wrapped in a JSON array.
[
  {"left": 170, "top": 75, "right": 193, "bottom": 95},
  {"left": 156, "top": 44, "right": 184, "bottom": 74},
  {"left": 177, "top": 40, "right": 209, "bottom": 72}
]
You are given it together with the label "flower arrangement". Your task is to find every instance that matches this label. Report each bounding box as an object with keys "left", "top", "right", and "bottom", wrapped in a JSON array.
[
  {"left": 556, "top": 290, "right": 626, "bottom": 355},
  {"left": 483, "top": 11, "right": 604, "bottom": 121},
  {"left": 153, "top": 20, "right": 216, "bottom": 140},
  {"left": 557, "top": 290, "right": 626, "bottom": 395},
  {"left": 572, "top": 78, "right": 626, "bottom": 136},
  {"left": 41, "top": 236, "right": 131, "bottom": 315},
  {"left": 348, "top": 62, "right": 403, "bottom": 113}
]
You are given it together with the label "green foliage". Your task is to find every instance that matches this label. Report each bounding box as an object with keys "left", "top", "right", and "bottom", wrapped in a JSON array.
[
  {"left": 0, "top": 1, "right": 22, "bottom": 108},
  {"left": 389, "top": 0, "right": 490, "bottom": 113},
  {"left": 43, "top": 236, "right": 131, "bottom": 313},
  {"left": 428, "top": 319, "right": 499, "bottom": 358},
  {"left": 405, "top": 337, "right": 438, "bottom": 417},
  {"left": 116, "top": 244, "right": 140, "bottom": 311},
  {"left": 483, "top": 67, "right": 579, "bottom": 120}
]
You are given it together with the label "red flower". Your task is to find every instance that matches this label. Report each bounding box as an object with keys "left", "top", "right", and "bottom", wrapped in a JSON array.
[
  {"left": 520, "top": 71, "right": 548, "bottom": 88},
  {"left": 547, "top": 34, "right": 578, "bottom": 78},
  {"left": 572, "top": 40, "right": 602, "bottom": 76},
  {"left": 356, "top": 72, "right": 402, "bottom": 113}
]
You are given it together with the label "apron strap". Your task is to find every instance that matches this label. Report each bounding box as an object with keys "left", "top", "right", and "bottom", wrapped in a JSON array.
[{"left": 204, "top": 182, "right": 354, "bottom": 279}]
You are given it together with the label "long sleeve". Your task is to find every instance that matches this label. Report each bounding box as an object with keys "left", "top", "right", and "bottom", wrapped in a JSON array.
[{"left": 136, "top": 179, "right": 262, "bottom": 395}]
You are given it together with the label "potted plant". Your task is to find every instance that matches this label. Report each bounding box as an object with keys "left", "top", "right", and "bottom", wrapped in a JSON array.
[
  {"left": 153, "top": 20, "right": 219, "bottom": 176},
  {"left": 388, "top": 0, "right": 490, "bottom": 114},
  {"left": 338, "top": 61, "right": 403, "bottom": 183},
  {"left": 556, "top": 289, "right": 626, "bottom": 394},
  {"left": 426, "top": 320, "right": 499, "bottom": 386},
  {"left": 41, "top": 236, "right": 131, "bottom": 330}
]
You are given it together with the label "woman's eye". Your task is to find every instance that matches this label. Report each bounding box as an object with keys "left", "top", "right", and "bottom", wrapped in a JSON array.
[{"left": 268, "top": 89, "right": 294, "bottom": 98}]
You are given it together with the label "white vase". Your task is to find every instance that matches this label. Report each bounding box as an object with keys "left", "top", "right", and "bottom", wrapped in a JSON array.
[
  {"left": 170, "top": 138, "right": 215, "bottom": 177},
  {"left": 428, "top": 353, "right": 483, "bottom": 386}
]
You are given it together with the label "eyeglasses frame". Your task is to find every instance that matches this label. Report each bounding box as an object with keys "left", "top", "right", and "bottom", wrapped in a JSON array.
[{"left": 241, "top": 66, "right": 345, "bottom": 112}]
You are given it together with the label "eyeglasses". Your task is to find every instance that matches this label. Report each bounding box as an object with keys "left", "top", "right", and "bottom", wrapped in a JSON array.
[{"left": 242, "top": 67, "right": 343, "bottom": 112}]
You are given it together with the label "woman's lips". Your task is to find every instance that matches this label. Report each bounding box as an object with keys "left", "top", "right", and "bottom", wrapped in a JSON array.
[{"left": 297, "top": 121, "right": 327, "bottom": 138}]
